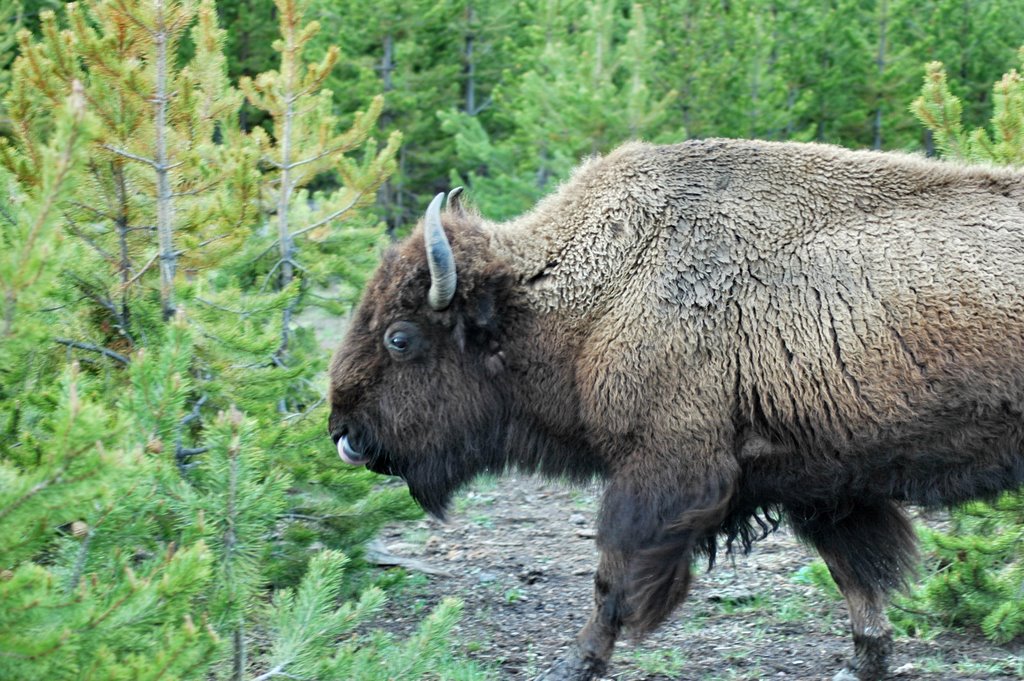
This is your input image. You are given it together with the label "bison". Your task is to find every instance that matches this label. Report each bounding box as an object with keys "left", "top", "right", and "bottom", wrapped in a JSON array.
[{"left": 327, "top": 138, "right": 1024, "bottom": 681}]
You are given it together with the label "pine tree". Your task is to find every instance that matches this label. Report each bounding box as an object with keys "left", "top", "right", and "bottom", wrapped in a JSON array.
[
  {"left": 238, "top": 0, "right": 400, "bottom": 383},
  {"left": 3, "top": 0, "right": 259, "bottom": 338},
  {"left": 212, "top": 0, "right": 278, "bottom": 128},
  {"left": 1, "top": 82, "right": 88, "bottom": 340},
  {"left": 441, "top": 0, "right": 677, "bottom": 219},
  {"left": 1, "top": 96, "right": 221, "bottom": 671},
  {"left": 647, "top": 0, "right": 788, "bottom": 141},
  {"left": 906, "top": 0, "right": 1024, "bottom": 138},
  {"left": 1, "top": 1, "right": 475, "bottom": 677},
  {"left": 311, "top": 0, "right": 535, "bottom": 233},
  {"left": 0, "top": 0, "right": 21, "bottom": 129},
  {"left": 913, "top": 55, "right": 1024, "bottom": 165}
]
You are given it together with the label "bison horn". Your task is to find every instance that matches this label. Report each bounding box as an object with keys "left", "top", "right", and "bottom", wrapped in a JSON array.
[
  {"left": 425, "top": 192, "right": 457, "bottom": 310},
  {"left": 447, "top": 186, "right": 464, "bottom": 214}
]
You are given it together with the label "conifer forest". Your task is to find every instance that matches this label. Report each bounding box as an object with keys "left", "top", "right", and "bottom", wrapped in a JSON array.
[{"left": 1, "top": 0, "right": 1023, "bottom": 679}]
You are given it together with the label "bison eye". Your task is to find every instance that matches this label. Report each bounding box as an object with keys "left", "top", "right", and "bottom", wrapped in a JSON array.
[
  {"left": 388, "top": 331, "right": 409, "bottom": 352},
  {"left": 383, "top": 322, "right": 422, "bottom": 360}
]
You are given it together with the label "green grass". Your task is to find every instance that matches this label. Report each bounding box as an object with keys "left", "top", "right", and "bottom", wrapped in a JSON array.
[
  {"left": 627, "top": 648, "right": 688, "bottom": 676},
  {"left": 917, "top": 654, "right": 1024, "bottom": 677},
  {"left": 791, "top": 560, "right": 842, "bottom": 600}
]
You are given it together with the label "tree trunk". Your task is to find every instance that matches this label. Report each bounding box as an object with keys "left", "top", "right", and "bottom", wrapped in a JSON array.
[
  {"left": 154, "top": 0, "right": 176, "bottom": 320},
  {"left": 464, "top": 6, "right": 477, "bottom": 115},
  {"left": 872, "top": 0, "right": 888, "bottom": 150}
]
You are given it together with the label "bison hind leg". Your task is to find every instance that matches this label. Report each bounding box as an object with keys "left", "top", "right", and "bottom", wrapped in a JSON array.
[{"left": 788, "top": 500, "right": 917, "bottom": 681}]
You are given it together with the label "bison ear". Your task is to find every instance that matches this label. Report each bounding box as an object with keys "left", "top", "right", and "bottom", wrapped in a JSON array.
[
  {"left": 470, "top": 289, "right": 496, "bottom": 329},
  {"left": 473, "top": 293, "right": 506, "bottom": 375}
]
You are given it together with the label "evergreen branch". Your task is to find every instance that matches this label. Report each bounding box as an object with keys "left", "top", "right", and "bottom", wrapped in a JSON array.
[
  {"left": 241, "top": 188, "right": 361, "bottom": 273},
  {"left": 281, "top": 396, "right": 324, "bottom": 422},
  {"left": 68, "top": 197, "right": 116, "bottom": 222},
  {"left": 195, "top": 298, "right": 281, "bottom": 317},
  {"left": 890, "top": 602, "right": 934, "bottom": 618},
  {"left": 150, "top": 637, "right": 190, "bottom": 681},
  {"left": 0, "top": 201, "right": 17, "bottom": 227},
  {"left": 85, "top": 575, "right": 140, "bottom": 629},
  {"left": 0, "top": 471, "right": 67, "bottom": 522},
  {"left": 260, "top": 259, "right": 287, "bottom": 293},
  {"left": 63, "top": 273, "right": 133, "bottom": 343},
  {"left": 195, "top": 297, "right": 249, "bottom": 315},
  {"left": 67, "top": 524, "right": 95, "bottom": 591},
  {"left": 268, "top": 143, "right": 357, "bottom": 172},
  {"left": 5, "top": 83, "right": 87, "bottom": 334},
  {"left": 241, "top": 241, "right": 280, "bottom": 269},
  {"left": 192, "top": 232, "right": 232, "bottom": 250},
  {"left": 0, "top": 634, "right": 69, "bottom": 661},
  {"left": 176, "top": 395, "right": 207, "bottom": 472},
  {"left": 282, "top": 513, "right": 330, "bottom": 522},
  {"left": 66, "top": 490, "right": 124, "bottom": 591},
  {"left": 65, "top": 273, "right": 115, "bottom": 312},
  {"left": 470, "top": 95, "right": 493, "bottom": 116},
  {"left": 260, "top": 258, "right": 307, "bottom": 293},
  {"left": 0, "top": 440, "right": 93, "bottom": 522},
  {"left": 54, "top": 338, "right": 130, "bottom": 365},
  {"left": 64, "top": 213, "right": 118, "bottom": 264},
  {"left": 99, "top": 147, "right": 184, "bottom": 173},
  {"left": 169, "top": 169, "right": 234, "bottom": 198},
  {"left": 107, "top": 0, "right": 153, "bottom": 35}
]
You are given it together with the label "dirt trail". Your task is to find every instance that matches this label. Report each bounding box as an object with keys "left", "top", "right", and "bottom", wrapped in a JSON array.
[{"left": 367, "top": 475, "right": 1023, "bottom": 680}]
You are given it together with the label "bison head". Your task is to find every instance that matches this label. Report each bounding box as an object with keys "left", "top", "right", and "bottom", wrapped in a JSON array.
[{"left": 327, "top": 190, "right": 521, "bottom": 516}]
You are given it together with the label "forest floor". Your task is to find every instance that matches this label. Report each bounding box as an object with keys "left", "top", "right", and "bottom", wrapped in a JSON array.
[{"left": 363, "top": 474, "right": 1023, "bottom": 681}]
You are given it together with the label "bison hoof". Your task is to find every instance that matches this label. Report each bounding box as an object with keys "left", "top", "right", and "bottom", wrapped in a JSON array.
[
  {"left": 832, "top": 634, "right": 893, "bottom": 681},
  {"left": 534, "top": 645, "right": 606, "bottom": 681},
  {"left": 832, "top": 670, "right": 860, "bottom": 681}
]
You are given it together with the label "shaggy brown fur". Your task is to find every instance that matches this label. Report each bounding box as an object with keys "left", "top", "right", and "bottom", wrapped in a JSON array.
[{"left": 328, "top": 138, "right": 1024, "bottom": 681}]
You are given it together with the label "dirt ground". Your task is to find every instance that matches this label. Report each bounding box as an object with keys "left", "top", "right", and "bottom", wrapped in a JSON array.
[{"left": 364, "top": 474, "right": 1023, "bottom": 681}]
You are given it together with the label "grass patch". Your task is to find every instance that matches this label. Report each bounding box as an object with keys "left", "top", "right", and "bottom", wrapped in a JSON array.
[
  {"left": 792, "top": 561, "right": 842, "bottom": 600},
  {"left": 627, "top": 648, "right": 688, "bottom": 675}
]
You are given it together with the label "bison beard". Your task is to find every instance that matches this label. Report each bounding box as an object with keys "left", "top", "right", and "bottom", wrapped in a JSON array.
[{"left": 328, "top": 140, "right": 1024, "bottom": 681}]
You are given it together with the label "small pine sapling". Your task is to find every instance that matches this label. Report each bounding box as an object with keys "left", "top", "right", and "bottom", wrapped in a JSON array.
[{"left": 238, "top": 0, "right": 400, "bottom": 388}]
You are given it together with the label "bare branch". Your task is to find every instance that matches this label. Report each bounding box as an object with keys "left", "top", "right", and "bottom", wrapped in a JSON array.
[
  {"left": 54, "top": 338, "right": 130, "bottom": 365},
  {"left": 101, "top": 143, "right": 157, "bottom": 167},
  {"left": 290, "top": 193, "right": 362, "bottom": 239},
  {"left": 68, "top": 199, "right": 116, "bottom": 222},
  {"left": 267, "top": 143, "right": 355, "bottom": 172},
  {"left": 64, "top": 214, "right": 118, "bottom": 264},
  {"left": 282, "top": 395, "right": 324, "bottom": 421},
  {"left": 125, "top": 251, "right": 160, "bottom": 287},
  {"left": 250, "top": 666, "right": 310, "bottom": 681}
]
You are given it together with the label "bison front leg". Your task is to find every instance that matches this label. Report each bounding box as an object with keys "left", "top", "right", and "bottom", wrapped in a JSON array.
[
  {"left": 533, "top": 550, "right": 631, "bottom": 681},
  {"left": 536, "top": 468, "right": 735, "bottom": 681},
  {"left": 789, "top": 501, "right": 917, "bottom": 681}
]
